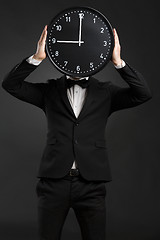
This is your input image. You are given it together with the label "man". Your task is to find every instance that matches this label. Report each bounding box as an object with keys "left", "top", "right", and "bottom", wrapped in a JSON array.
[{"left": 2, "top": 25, "right": 152, "bottom": 240}]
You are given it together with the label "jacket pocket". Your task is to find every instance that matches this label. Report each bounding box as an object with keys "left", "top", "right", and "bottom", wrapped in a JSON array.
[{"left": 95, "top": 140, "right": 106, "bottom": 148}]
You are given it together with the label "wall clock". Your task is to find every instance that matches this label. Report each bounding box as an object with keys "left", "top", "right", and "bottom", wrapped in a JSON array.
[{"left": 46, "top": 6, "right": 114, "bottom": 77}]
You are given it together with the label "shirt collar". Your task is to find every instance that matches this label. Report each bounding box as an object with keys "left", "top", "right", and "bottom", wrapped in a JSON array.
[{"left": 66, "top": 75, "right": 89, "bottom": 81}]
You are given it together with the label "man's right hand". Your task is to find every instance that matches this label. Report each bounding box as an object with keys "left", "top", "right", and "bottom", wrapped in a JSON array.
[{"left": 33, "top": 25, "right": 48, "bottom": 61}]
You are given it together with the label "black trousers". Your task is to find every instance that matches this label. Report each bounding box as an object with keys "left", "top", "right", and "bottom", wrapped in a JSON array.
[{"left": 36, "top": 173, "right": 107, "bottom": 240}]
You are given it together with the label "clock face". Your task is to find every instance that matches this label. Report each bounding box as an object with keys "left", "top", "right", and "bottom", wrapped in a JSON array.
[{"left": 46, "top": 7, "right": 114, "bottom": 77}]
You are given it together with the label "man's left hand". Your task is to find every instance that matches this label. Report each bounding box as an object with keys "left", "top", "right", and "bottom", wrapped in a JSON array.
[{"left": 111, "top": 28, "right": 123, "bottom": 66}]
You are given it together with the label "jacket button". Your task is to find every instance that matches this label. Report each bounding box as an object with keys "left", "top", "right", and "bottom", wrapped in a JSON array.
[
  {"left": 75, "top": 122, "right": 79, "bottom": 126},
  {"left": 74, "top": 139, "right": 78, "bottom": 144}
]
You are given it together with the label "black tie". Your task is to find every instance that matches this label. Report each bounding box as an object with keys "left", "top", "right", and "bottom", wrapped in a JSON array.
[{"left": 66, "top": 78, "right": 90, "bottom": 89}]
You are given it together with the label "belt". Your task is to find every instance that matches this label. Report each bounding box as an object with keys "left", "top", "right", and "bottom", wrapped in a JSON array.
[{"left": 68, "top": 168, "right": 80, "bottom": 176}]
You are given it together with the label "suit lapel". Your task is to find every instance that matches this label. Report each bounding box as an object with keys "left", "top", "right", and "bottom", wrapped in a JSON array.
[
  {"left": 57, "top": 75, "right": 98, "bottom": 121},
  {"left": 77, "top": 77, "right": 98, "bottom": 120},
  {"left": 57, "top": 75, "right": 75, "bottom": 118}
]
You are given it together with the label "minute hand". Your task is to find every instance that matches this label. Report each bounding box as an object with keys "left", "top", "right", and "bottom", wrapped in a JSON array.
[{"left": 78, "top": 13, "right": 84, "bottom": 47}]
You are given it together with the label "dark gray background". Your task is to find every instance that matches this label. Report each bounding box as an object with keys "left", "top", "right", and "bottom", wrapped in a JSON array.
[{"left": 0, "top": 0, "right": 159, "bottom": 239}]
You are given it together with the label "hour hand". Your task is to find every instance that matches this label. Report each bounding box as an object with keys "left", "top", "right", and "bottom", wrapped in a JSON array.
[{"left": 57, "top": 40, "right": 84, "bottom": 44}]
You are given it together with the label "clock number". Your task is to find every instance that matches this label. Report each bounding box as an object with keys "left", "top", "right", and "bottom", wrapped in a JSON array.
[
  {"left": 64, "top": 61, "right": 68, "bottom": 66},
  {"left": 100, "top": 53, "right": 104, "bottom": 59},
  {"left": 90, "top": 62, "right": 94, "bottom": 68},
  {"left": 66, "top": 16, "right": 71, "bottom": 22},
  {"left": 103, "top": 41, "right": 107, "bottom": 46},
  {"left": 56, "top": 25, "right": 62, "bottom": 31},
  {"left": 76, "top": 65, "right": 80, "bottom": 71},
  {"left": 93, "top": 18, "right": 96, "bottom": 23},
  {"left": 55, "top": 51, "right": 59, "bottom": 57},
  {"left": 101, "top": 27, "right": 104, "bottom": 33},
  {"left": 79, "top": 13, "right": 84, "bottom": 18},
  {"left": 52, "top": 38, "right": 56, "bottom": 44}
]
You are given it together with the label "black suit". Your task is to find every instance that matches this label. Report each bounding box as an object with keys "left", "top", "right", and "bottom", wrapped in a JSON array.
[
  {"left": 2, "top": 58, "right": 152, "bottom": 240},
  {"left": 2, "top": 58, "right": 152, "bottom": 182}
]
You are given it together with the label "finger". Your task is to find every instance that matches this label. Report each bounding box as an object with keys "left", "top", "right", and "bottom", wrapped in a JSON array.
[
  {"left": 43, "top": 25, "right": 48, "bottom": 41},
  {"left": 113, "top": 28, "right": 117, "bottom": 41},
  {"left": 114, "top": 28, "right": 120, "bottom": 44},
  {"left": 39, "top": 26, "right": 46, "bottom": 42},
  {"left": 113, "top": 29, "right": 120, "bottom": 48},
  {"left": 42, "top": 26, "right": 48, "bottom": 43},
  {"left": 39, "top": 25, "right": 47, "bottom": 42}
]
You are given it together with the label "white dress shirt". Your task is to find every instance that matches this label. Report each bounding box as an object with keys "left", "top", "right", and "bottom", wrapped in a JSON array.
[{"left": 26, "top": 55, "right": 126, "bottom": 169}]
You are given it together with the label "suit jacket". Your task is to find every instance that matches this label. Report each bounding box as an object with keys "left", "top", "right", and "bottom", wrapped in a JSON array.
[{"left": 2, "top": 58, "right": 152, "bottom": 182}]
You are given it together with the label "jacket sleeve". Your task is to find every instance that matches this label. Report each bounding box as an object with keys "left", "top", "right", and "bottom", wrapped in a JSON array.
[
  {"left": 1, "top": 57, "right": 46, "bottom": 110},
  {"left": 108, "top": 62, "right": 152, "bottom": 115}
]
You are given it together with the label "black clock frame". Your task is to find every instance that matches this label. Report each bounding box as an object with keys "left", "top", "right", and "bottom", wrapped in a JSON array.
[{"left": 46, "top": 6, "right": 114, "bottom": 77}]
